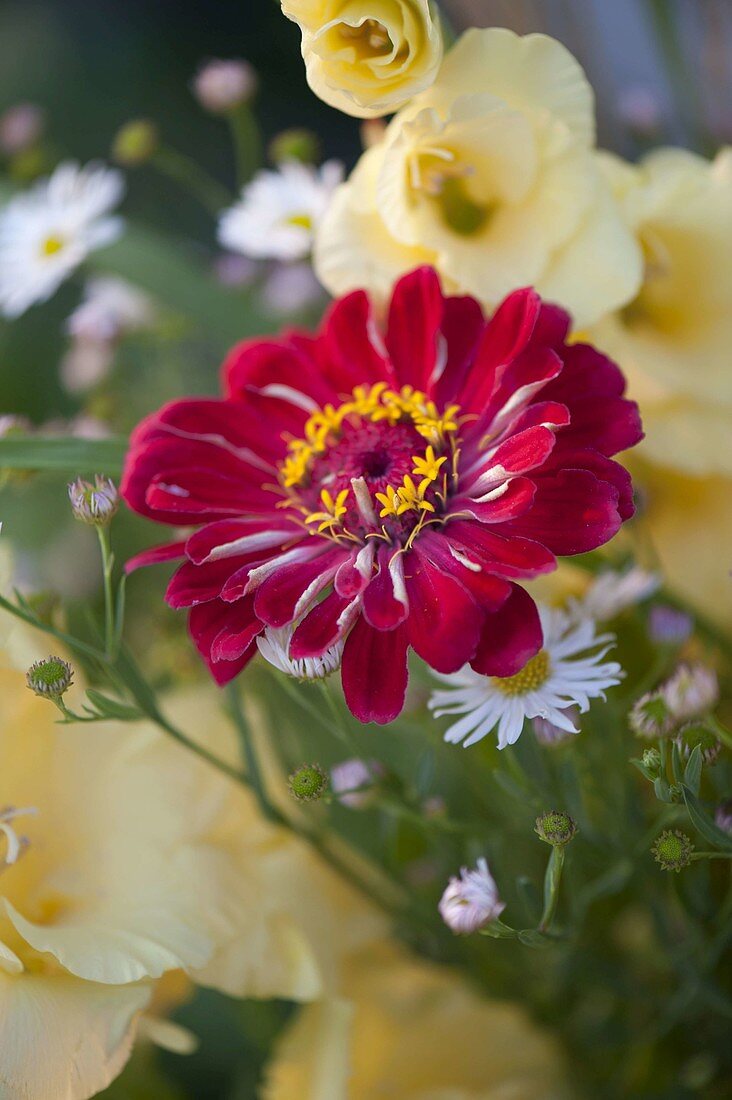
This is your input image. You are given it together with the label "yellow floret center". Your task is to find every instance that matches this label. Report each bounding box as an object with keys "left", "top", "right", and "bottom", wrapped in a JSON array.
[
  {"left": 493, "top": 650, "right": 550, "bottom": 696},
  {"left": 278, "top": 383, "right": 462, "bottom": 545},
  {"left": 40, "top": 234, "right": 65, "bottom": 257}
]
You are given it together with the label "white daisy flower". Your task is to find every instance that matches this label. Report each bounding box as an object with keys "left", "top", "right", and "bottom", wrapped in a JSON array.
[
  {"left": 576, "top": 566, "right": 660, "bottom": 622},
  {"left": 429, "top": 605, "right": 623, "bottom": 751},
  {"left": 218, "top": 160, "right": 343, "bottom": 261},
  {"left": 256, "top": 621, "right": 343, "bottom": 681},
  {"left": 0, "top": 161, "right": 125, "bottom": 318},
  {"left": 438, "top": 857, "right": 505, "bottom": 935}
]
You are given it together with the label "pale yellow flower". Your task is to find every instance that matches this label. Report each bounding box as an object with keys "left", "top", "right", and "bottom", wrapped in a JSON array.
[
  {"left": 281, "top": 0, "right": 443, "bottom": 119},
  {"left": 0, "top": 649, "right": 383, "bottom": 1099},
  {"left": 591, "top": 147, "right": 732, "bottom": 478},
  {"left": 589, "top": 148, "right": 732, "bottom": 627},
  {"left": 263, "top": 941, "right": 568, "bottom": 1099},
  {"left": 314, "top": 28, "right": 642, "bottom": 326}
]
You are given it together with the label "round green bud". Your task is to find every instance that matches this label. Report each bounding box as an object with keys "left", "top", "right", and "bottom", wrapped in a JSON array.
[
  {"left": 652, "top": 829, "right": 694, "bottom": 872},
  {"left": 269, "top": 128, "right": 320, "bottom": 166},
  {"left": 112, "top": 119, "right": 158, "bottom": 167},
  {"left": 288, "top": 762, "right": 328, "bottom": 803},
  {"left": 535, "top": 810, "right": 577, "bottom": 847},
  {"left": 26, "top": 655, "right": 73, "bottom": 699}
]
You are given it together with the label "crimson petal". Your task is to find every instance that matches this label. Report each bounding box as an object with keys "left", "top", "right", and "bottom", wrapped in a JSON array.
[
  {"left": 471, "top": 585, "right": 543, "bottom": 678},
  {"left": 341, "top": 617, "right": 409, "bottom": 724},
  {"left": 406, "top": 550, "right": 483, "bottom": 672}
]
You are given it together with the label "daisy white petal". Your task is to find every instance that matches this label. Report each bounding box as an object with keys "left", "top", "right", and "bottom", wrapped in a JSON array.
[{"left": 257, "top": 622, "right": 343, "bottom": 681}]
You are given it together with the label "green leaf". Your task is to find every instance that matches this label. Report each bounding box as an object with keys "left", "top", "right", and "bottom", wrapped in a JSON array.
[
  {"left": 682, "top": 786, "right": 732, "bottom": 851},
  {"left": 84, "top": 689, "right": 144, "bottom": 722},
  {"left": 653, "top": 776, "right": 672, "bottom": 803},
  {"left": 683, "top": 745, "right": 702, "bottom": 796},
  {"left": 0, "top": 435, "right": 127, "bottom": 475},
  {"left": 518, "top": 929, "right": 553, "bottom": 948}
]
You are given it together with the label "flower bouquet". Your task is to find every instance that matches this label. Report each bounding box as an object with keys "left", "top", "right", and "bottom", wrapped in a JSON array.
[{"left": 0, "top": 1, "right": 730, "bottom": 1097}]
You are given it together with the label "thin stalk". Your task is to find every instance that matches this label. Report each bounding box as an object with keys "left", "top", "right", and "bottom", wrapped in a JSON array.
[
  {"left": 96, "top": 526, "right": 115, "bottom": 659},
  {"left": 539, "top": 846, "right": 566, "bottom": 933},
  {"left": 228, "top": 104, "right": 262, "bottom": 189},
  {"left": 152, "top": 146, "right": 232, "bottom": 215},
  {"left": 226, "top": 683, "right": 284, "bottom": 825}
]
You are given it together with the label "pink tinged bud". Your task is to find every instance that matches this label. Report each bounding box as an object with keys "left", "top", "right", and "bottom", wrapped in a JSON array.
[
  {"left": 648, "top": 605, "right": 693, "bottom": 646},
  {"left": 532, "top": 708, "right": 580, "bottom": 746},
  {"left": 662, "top": 663, "right": 719, "bottom": 722},
  {"left": 0, "top": 103, "right": 44, "bottom": 156},
  {"left": 193, "top": 59, "right": 257, "bottom": 114},
  {"left": 616, "top": 86, "right": 664, "bottom": 134},
  {"left": 213, "top": 252, "right": 257, "bottom": 288},
  {"left": 68, "top": 475, "right": 119, "bottom": 525},
  {"left": 439, "top": 857, "right": 505, "bottom": 935},
  {"left": 714, "top": 799, "right": 732, "bottom": 836},
  {"left": 330, "top": 758, "right": 384, "bottom": 809}
]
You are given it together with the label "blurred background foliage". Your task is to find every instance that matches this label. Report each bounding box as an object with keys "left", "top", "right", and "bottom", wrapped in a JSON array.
[{"left": 1, "top": 2, "right": 732, "bottom": 1098}]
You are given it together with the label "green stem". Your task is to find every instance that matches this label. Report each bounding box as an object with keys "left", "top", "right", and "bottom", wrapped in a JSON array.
[
  {"left": 689, "top": 852, "right": 732, "bottom": 862},
  {"left": 152, "top": 146, "right": 232, "bottom": 216},
  {"left": 273, "top": 671, "right": 344, "bottom": 742},
  {"left": 96, "top": 526, "right": 115, "bottom": 659},
  {"left": 228, "top": 104, "right": 262, "bottom": 189},
  {"left": 225, "top": 683, "right": 283, "bottom": 825},
  {"left": 539, "top": 845, "right": 566, "bottom": 933}
]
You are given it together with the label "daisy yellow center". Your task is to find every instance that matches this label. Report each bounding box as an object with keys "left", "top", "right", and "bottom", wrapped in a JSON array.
[
  {"left": 285, "top": 212, "right": 313, "bottom": 231},
  {"left": 492, "top": 650, "right": 550, "bottom": 696},
  {"left": 277, "top": 382, "right": 461, "bottom": 546},
  {"left": 40, "top": 234, "right": 65, "bottom": 257}
]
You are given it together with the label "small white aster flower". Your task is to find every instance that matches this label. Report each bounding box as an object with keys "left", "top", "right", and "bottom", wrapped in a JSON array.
[
  {"left": 330, "top": 757, "right": 384, "bottom": 809},
  {"left": 662, "top": 663, "right": 719, "bottom": 723},
  {"left": 0, "top": 161, "right": 125, "bottom": 318},
  {"left": 429, "top": 605, "right": 623, "bottom": 751},
  {"left": 256, "top": 622, "right": 343, "bottom": 681},
  {"left": 218, "top": 160, "right": 343, "bottom": 261},
  {"left": 438, "top": 857, "right": 505, "bottom": 935},
  {"left": 576, "top": 567, "right": 661, "bottom": 622}
]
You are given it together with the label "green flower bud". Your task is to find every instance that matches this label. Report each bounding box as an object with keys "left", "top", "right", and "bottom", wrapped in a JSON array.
[
  {"left": 269, "top": 128, "right": 320, "bottom": 166},
  {"left": 288, "top": 762, "right": 328, "bottom": 803},
  {"left": 535, "top": 810, "right": 577, "bottom": 847},
  {"left": 652, "top": 829, "right": 694, "bottom": 872},
  {"left": 26, "top": 655, "right": 73, "bottom": 699},
  {"left": 112, "top": 119, "right": 158, "bottom": 167},
  {"left": 642, "top": 747, "right": 662, "bottom": 774}
]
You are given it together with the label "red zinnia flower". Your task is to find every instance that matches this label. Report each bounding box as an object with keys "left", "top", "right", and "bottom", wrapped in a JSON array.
[{"left": 121, "top": 267, "right": 642, "bottom": 723}]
